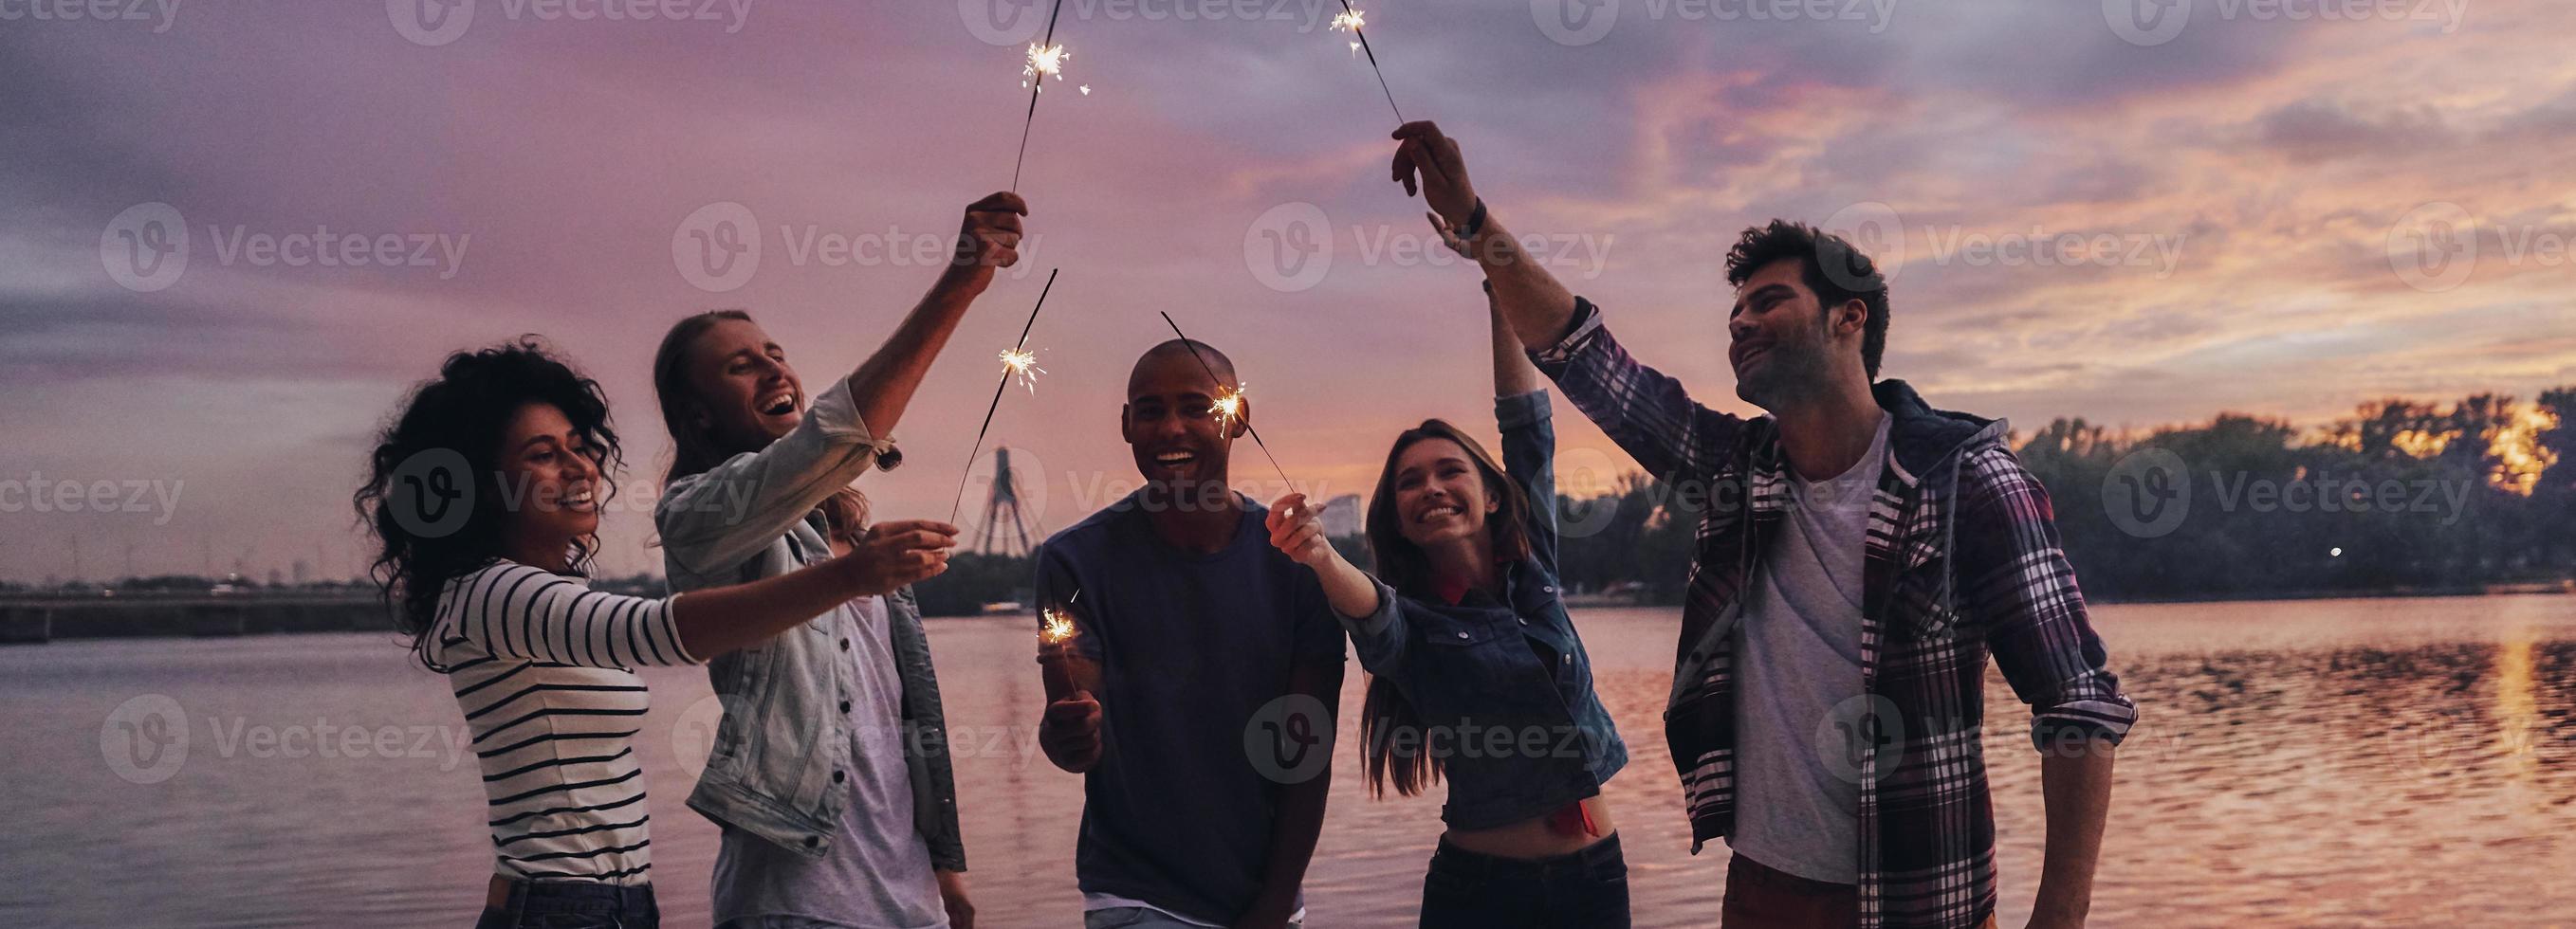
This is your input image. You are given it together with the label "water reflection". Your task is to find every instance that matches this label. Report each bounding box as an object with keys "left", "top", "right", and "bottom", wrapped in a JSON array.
[{"left": 0, "top": 596, "right": 2569, "bottom": 927}]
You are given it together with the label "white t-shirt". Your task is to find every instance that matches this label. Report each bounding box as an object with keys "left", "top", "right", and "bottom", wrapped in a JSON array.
[
  {"left": 1728, "top": 412, "right": 1888, "bottom": 885},
  {"left": 711, "top": 594, "right": 947, "bottom": 928}
]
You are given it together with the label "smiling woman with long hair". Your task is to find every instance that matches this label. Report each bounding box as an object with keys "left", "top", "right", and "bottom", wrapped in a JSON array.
[
  {"left": 357, "top": 338, "right": 954, "bottom": 929},
  {"left": 647, "top": 191, "right": 1025, "bottom": 929},
  {"left": 1266, "top": 295, "right": 1631, "bottom": 928}
]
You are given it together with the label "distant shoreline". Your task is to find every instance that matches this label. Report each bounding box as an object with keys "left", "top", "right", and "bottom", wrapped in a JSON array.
[
  {"left": 2093, "top": 581, "right": 2574, "bottom": 606},
  {"left": 4, "top": 582, "right": 2567, "bottom": 646}
]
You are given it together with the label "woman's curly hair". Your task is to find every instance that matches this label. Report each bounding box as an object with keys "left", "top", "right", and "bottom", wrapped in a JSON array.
[{"left": 354, "top": 338, "right": 622, "bottom": 667}]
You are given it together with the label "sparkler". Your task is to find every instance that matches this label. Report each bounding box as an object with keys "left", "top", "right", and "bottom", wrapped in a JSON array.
[
  {"left": 1212, "top": 384, "right": 1247, "bottom": 432},
  {"left": 950, "top": 269, "right": 1061, "bottom": 523},
  {"left": 1039, "top": 607, "right": 1078, "bottom": 646},
  {"left": 1157, "top": 311, "right": 1295, "bottom": 490},
  {"left": 1000, "top": 347, "right": 1046, "bottom": 393},
  {"left": 1038, "top": 588, "right": 1090, "bottom": 695},
  {"left": 1329, "top": 0, "right": 1403, "bottom": 124},
  {"left": 1009, "top": 0, "right": 1073, "bottom": 192}
]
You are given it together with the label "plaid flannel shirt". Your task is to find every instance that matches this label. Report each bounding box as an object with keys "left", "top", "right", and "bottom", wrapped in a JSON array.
[{"left": 1533, "top": 299, "right": 2138, "bottom": 929}]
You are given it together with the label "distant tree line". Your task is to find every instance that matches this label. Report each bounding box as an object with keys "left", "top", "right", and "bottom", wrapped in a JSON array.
[
  {"left": 911, "top": 387, "right": 2571, "bottom": 614},
  {"left": 1540, "top": 386, "right": 2576, "bottom": 605}
]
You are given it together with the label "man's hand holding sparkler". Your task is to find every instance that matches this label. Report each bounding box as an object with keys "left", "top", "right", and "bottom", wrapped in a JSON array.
[
  {"left": 1391, "top": 120, "right": 1479, "bottom": 237},
  {"left": 937, "top": 191, "right": 1028, "bottom": 298},
  {"left": 1039, "top": 688, "right": 1103, "bottom": 774},
  {"left": 1389, "top": 120, "right": 1585, "bottom": 355}
]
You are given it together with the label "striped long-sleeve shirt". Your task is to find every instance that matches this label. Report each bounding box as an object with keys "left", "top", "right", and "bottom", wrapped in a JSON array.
[{"left": 427, "top": 560, "right": 703, "bottom": 885}]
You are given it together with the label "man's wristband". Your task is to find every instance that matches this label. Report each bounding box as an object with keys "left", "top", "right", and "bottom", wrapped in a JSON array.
[{"left": 1458, "top": 198, "right": 1489, "bottom": 241}]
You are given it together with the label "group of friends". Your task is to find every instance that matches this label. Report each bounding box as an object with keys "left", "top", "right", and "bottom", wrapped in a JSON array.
[{"left": 359, "top": 122, "right": 2139, "bottom": 929}]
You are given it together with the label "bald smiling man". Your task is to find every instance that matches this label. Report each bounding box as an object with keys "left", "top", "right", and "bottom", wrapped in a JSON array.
[{"left": 1031, "top": 338, "right": 1348, "bottom": 929}]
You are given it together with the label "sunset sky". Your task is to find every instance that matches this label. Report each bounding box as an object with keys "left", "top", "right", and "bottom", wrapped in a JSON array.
[{"left": 3, "top": 0, "right": 2571, "bottom": 582}]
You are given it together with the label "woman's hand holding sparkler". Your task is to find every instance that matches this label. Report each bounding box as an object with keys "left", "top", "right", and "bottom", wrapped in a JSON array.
[
  {"left": 841, "top": 519, "right": 963, "bottom": 595},
  {"left": 937, "top": 191, "right": 1029, "bottom": 296},
  {"left": 1266, "top": 493, "right": 1385, "bottom": 621},
  {"left": 1264, "top": 492, "right": 1340, "bottom": 571}
]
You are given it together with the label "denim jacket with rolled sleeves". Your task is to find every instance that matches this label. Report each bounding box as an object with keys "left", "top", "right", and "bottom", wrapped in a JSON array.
[
  {"left": 1343, "top": 390, "right": 1629, "bottom": 830},
  {"left": 654, "top": 377, "right": 965, "bottom": 871}
]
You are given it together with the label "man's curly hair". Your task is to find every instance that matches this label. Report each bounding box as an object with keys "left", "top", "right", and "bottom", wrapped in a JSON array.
[{"left": 1724, "top": 219, "right": 1891, "bottom": 379}]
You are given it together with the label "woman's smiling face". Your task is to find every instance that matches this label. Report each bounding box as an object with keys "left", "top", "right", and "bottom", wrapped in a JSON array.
[
  {"left": 495, "top": 401, "right": 604, "bottom": 551},
  {"left": 1389, "top": 436, "right": 1495, "bottom": 548}
]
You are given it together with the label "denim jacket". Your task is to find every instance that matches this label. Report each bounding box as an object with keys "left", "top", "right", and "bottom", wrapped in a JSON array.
[
  {"left": 1344, "top": 390, "right": 1629, "bottom": 829},
  {"left": 654, "top": 377, "right": 965, "bottom": 871}
]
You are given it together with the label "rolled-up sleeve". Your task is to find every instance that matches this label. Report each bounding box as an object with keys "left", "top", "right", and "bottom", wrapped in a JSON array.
[
  {"left": 1528, "top": 298, "right": 1745, "bottom": 486},
  {"left": 1955, "top": 446, "right": 2139, "bottom": 751},
  {"left": 654, "top": 377, "right": 895, "bottom": 577}
]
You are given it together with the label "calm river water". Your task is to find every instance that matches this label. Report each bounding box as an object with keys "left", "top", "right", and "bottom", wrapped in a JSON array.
[{"left": 4, "top": 596, "right": 2571, "bottom": 927}]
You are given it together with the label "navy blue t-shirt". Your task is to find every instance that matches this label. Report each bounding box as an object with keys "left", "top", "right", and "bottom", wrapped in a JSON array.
[{"left": 1033, "top": 490, "right": 1346, "bottom": 925}]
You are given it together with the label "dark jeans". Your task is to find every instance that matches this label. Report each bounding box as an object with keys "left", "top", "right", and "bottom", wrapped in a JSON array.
[
  {"left": 472, "top": 879, "right": 659, "bottom": 929},
  {"left": 1419, "top": 832, "right": 1629, "bottom": 929}
]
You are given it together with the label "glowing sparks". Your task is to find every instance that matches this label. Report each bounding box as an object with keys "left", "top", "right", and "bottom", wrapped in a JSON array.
[
  {"left": 1021, "top": 43, "right": 1069, "bottom": 89},
  {"left": 1000, "top": 347, "right": 1046, "bottom": 393},
  {"left": 1331, "top": 7, "right": 1367, "bottom": 52},
  {"left": 1213, "top": 385, "right": 1248, "bottom": 430},
  {"left": 1079, "top": 84, "right": 1092, "bottom": 96},
  {"left": 1040, "top": 608, "right": 1077, "bottom": 646},
  {"left": 1324, "top": 1, "right": 1404, "bottom": 122}
]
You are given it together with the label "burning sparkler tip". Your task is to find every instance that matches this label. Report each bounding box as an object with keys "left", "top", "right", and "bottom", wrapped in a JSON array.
[
  {"left": 1023, "top": 42, "right": 1070, "bottom": 82},
  {"left": 1040, "top": 608, "right": 1078, "bottom": 646}
]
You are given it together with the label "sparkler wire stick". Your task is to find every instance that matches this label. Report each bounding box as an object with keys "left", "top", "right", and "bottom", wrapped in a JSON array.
[
  {"left": 949, "top": 268, "right": 1060, "bottom": 523},
  {"left": 1334, "top": 0, "right": 1404, "bottom": 124},
  {"left": 1010, "top": 0, "right": 1071, "bottom": 191},
  {"left": 1156, "top": 311, "right": 1296, "bottom": 491}
]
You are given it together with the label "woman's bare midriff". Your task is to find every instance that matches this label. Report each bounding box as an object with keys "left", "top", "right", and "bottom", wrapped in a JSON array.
[{"left": 1439, "top": 794, "right": 1617, "bottom": 860}]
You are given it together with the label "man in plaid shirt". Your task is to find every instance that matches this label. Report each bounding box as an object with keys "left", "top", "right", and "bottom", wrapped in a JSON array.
[{"left": 1387, "top": 121, "right": 2137, "bottom": 929}]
